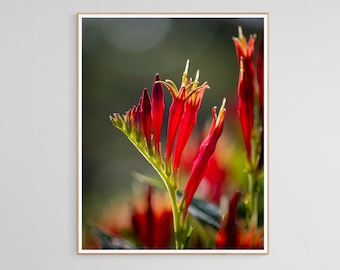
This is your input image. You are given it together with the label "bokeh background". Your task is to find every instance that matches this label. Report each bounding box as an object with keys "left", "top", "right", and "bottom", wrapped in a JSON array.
[{"left": 81, "top": 16, "right": 264, "bottom": 234}]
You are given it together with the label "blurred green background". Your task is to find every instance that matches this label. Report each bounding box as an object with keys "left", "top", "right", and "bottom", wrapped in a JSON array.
[{"left": 81, "top": 16, "right": 264, "bottom": 225}]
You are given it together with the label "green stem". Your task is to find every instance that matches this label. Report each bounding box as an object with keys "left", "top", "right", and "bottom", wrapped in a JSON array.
[
  {"left": 247, "top": 171, "right": 253, "bottom": 218},
  {"left": 121, "top": 130, "right": 184, "bottom": 249},
  {"left": 168, "top": 184, "right": 183, "bottom": 249},
  {"left": 251, "top": 187, "right": 259, "bottom": 228},
  {"left": 247, "top": 165, "right": 259, "bottom": 228}
]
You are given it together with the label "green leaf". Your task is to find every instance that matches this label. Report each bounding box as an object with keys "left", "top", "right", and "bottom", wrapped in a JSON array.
[
  {"left": 183, "top": 225, "right": 194, "bottom": 248},
  {"left": 91, "top": 226, "right": 139, "bottom": 249},
  {"left": 129, "top": 174, "right": 222, "bottom": 230},
  {"left": 131, "top": 173, "right": 222, "bottom": 230},
  {"left": 185, "top": 215, "right": 216, "bottom": 248},
  {"left": 177, "top": 191, "right": 222, "bottom": 229},
  {"left": 131, "top": 171, "right": 166, "bottom": 190}
]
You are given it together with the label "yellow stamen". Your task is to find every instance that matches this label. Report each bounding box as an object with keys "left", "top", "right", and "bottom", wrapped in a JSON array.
[
  {"left": 238, "top": 26, "right": 248, "bottom": 55},
  {"left": 193, "top": 69, "right": 200, "bottom": 89},
  {"left": 181, "top": 59, "right": 189, "bottom": 86},
  {"left": 240, "top": 57, "right": 244, "bottom": 75},
  {"left": 217, "top": 98, "right": 227, "bottom": 126}
]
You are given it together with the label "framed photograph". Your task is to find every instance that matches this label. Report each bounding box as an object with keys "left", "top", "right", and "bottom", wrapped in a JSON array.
[{"left": 77, "top": 12, "right": 268, "bottom": 254}]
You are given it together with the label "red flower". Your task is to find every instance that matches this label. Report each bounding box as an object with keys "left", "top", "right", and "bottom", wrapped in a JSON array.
[
  {"left": 141, "top": 88, "right": 152, "bottom": 152},
  {"left": 215, "top": 190, "right": 264, "bottom": 249},
  {"left": 164, "top": 61, "right": 189, "bottom": 165},
  {"left": 180, "top": 98, "right": 226, "bottom": 213},
  {"left": 132, "top": 186, "right": 173, "bottom": 248},
  {"left": 200, "top": 154, "right": 227, "bottom": 204},
  {"left": 238, "top": 226, "right": 264, "bottom": 249},
  {"left": 151, "top": 73, "right": 165, "bottom": 156},
  {"left": 233, "top": 27, "right": 256, "bottom": 159},
  {"left": 173, "top": 76, "right": 209, "bottom": 173},
  {"left": 86, "top": 186, "right": 173, "bottom": 249},
  {"left": 215, "top": 190, "right": 242, "bottom": 249},
  {"left": 161, "top": 60, "right": 208, "bottom": 175},
  {"left": 180, "top": 134, "right": 227, "bottom": 204},
  {"left": 110, "top": 80, "right": 163, "bottom": 154}
]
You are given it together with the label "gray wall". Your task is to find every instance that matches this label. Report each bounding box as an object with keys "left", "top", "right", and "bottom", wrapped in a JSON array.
[{"left": 1, "top": 0, "right": 339, "bottom": 269}]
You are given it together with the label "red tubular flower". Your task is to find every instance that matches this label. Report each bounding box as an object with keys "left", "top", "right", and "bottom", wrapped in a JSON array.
[
  {"left": 173, "top": 76, "right": 209, "bottom": 173},
  {"left": 151, "top": 73, "right": 165, "bottom": 156},
  {"left": 180, "top": 135, "right": 227, "bottom": 204},
  {"left": 123, "top": 108, "right": 133, "bottom": 134},
  {"left": 141, "top": 88, "right": 152, "bottom": 151},
  {"left": 165, "top": 74, "right": 188, "bottom": 164},
  {"left": 233, "top": 27, "right": 256, "bottom": 160},
  {"left": 131, "top": 98, "right": 143, "bottom": 142},
  {"left": 180, "top": 98, "right": 226, "bottom": 213},
  {"left": 237, "top": 62, "right": 252, "bottom": 159},
  {"left": 215, "top": 190, "right": 242, "bottom": 249},
  {"left": 132, "top": 186, "right": 173, "bottom": 248},
  {"left": 200, "top": 153, "right": 227, "bottom": 204},
  {"left": 162, "top": 60, "right": 205, "bottom": 172}
]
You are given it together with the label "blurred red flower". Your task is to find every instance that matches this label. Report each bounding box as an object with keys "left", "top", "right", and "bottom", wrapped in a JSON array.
[
  {"left": 132, "top": 186, "right": 173, "bottom": 248},
  {"left": 233, "top": 27, "right": 256, "bottom": 160}
]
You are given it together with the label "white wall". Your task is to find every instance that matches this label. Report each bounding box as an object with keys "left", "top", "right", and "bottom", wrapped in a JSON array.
[{"left": 1, "top": 0, "right": 339, "bottom": 269}]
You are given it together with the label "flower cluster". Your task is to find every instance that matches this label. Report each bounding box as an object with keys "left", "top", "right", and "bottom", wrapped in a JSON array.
[
  {"left": 233, "top": 26, "right": 264, "bottom": 164},
  {"left": 131, "top": 186, "right": 173, "bottom": 248},
  {"left": 213, "top": 26, "right": 265, "bottom": 249},
  {"left": 110, "top": 60, "right": 226, "bottom": 249},
  {"left": 103, "top": 26, "right": 265, "bottom": 250}
]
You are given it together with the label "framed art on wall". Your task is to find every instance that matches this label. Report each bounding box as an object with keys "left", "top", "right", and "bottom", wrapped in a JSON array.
[{"left": 77, "top": 12, "right": 268, "bottom": 254}]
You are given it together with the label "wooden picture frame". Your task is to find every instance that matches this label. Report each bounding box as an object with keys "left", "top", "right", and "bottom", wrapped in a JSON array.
[{"left": 77, "top": 12, "right": 269, "bottom": 254}]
